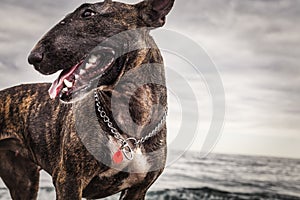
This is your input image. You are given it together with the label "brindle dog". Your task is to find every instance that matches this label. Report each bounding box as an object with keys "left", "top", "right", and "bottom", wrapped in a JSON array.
[{"left": 0, "top": 0, "right": 174, "bottom": 199}]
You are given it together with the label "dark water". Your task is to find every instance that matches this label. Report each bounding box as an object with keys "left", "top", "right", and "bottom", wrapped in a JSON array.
[{"left": 1, "top": 152, "right": 300, "bottom": 200}]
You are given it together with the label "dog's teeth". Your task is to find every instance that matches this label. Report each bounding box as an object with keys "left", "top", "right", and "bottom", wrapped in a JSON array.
[
  {"left": 64, "top": 79, "right": 73, "bottom": 88},
  {"left": 89, "top": 55, "right": 97, "bottom": 64},
  {"left": 85, "top": 63, "right": 93, "bottom": 69},
  {"left": 63, "top": 88, "right": 68, "bottom": 92},
  {"left": 80, "top": 69, "right": 86, "bottom": 75}
]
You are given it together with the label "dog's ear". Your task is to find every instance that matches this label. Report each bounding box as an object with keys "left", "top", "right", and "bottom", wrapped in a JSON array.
[{"left": 136, "top": 0, "right": 175, "bottom": 28}]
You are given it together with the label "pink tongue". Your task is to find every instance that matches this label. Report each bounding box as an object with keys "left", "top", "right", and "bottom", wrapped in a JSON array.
[{"left": 48, "top": 62, "right": 82, "bottom": 99}]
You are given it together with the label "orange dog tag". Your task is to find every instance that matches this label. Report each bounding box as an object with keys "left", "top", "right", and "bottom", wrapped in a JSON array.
[{"left": 113, "top": 149, "right": 123, "bottom": 164}]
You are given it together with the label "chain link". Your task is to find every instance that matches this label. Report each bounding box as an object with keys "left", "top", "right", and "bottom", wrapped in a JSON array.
[{"left": 94, "top": 91, "right": 167, "bottom": 147}]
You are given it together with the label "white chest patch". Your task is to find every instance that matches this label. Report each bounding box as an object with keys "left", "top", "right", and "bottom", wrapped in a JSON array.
[{"left": 130, "top": 147, "right": 151, "bottom": 173}]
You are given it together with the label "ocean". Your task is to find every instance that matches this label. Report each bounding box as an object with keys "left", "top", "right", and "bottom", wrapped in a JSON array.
[{"left": 1, "top": 151, "right": 299, "bottom": 200}]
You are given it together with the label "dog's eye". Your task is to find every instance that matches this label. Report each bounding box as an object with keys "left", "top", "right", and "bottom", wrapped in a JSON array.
[{"left": 82, "top": 9, "right": 96, "bottom": 18}]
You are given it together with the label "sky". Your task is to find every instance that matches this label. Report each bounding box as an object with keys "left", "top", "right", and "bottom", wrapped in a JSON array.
[{"left": 0, "top": 0, "right": 299, "bottom": 159}]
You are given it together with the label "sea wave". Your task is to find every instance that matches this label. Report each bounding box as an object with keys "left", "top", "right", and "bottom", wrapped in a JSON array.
[
  {"left": 147, "top": 187, "right": 300, "bottom": 200},
  {"left": 2, "top": 187, "right": 300, "bottom": 200}
]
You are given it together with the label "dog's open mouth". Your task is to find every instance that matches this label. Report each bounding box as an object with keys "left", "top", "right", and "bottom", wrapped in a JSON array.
[{"left": 49, "top": 47, "right": 115, "bottom": 101}]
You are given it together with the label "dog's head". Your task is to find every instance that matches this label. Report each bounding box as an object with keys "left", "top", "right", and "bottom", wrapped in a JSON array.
[{"left": 28, "top": 0, "right": 174, "bottom": 102}]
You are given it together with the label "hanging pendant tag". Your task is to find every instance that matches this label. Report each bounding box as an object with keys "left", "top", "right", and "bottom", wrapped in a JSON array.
[
  {"left": 112, "top": 139, "right": 135, "bottom": 164},
  {"left": 113, "top": 149, "right": 123, "bottom": 164},
  {"left": 121, "top": 140, "right": 134, "bottom": 161}
]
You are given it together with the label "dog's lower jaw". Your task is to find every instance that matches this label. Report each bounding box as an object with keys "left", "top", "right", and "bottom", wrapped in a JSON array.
[{"left": 48, "top": 47, "right": 116, "bottom": 101}]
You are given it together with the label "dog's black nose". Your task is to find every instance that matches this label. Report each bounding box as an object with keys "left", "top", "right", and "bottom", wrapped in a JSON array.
[{"left": 28, "top": 51, "right": 43, "bottom": 65}]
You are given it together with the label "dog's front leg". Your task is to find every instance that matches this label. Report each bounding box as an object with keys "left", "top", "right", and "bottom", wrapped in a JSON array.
[
  {"left": 53, "top": 169, "right": 83, "bottom": 200},
  {"left": 119, "top": 188, "right": 147, "bottom": 200},
  {"left": 52, "top": 143, "right": 84, "bottom": 200},
  {"left": 119, "top": 169, "right": 165, "bottom": 200}
]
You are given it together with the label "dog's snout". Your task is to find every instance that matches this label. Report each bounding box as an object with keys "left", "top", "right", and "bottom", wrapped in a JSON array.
[{"left": 28, "top": 51, "right": 44, "bottom": 65}]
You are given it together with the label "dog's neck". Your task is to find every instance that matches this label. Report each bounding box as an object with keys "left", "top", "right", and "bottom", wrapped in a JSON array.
[
  {"left": 96, "top": 44, "right": 167, "bottom": 140},
  {"left": 94, "top": 90, "right": 167, "bottom": 161}
]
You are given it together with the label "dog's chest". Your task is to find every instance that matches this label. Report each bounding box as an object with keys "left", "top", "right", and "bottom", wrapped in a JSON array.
[
  {"left": 86, "top": 146, "right": 152, "bottom": 195},
  {"left": 107, "top": 136, "right": 152, "bottom": 173}
]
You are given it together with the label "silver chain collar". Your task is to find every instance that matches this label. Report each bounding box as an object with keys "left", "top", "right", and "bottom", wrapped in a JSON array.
[{"left": 94, "top": 91, "right": 167, "bottom": 160}]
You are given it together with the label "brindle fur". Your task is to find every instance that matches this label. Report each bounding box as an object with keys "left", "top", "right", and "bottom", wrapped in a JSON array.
[{"left": 0, "top": 0, "right": 174, "bottom": 199}]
